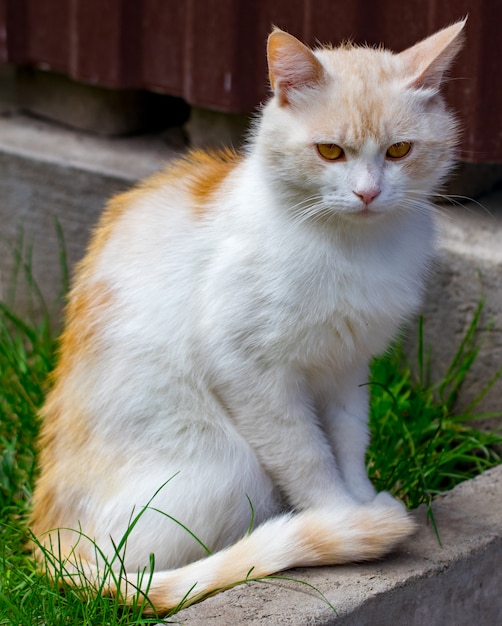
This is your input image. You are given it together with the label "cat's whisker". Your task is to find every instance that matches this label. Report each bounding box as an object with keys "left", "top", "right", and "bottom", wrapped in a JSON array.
[
  {"left": 402, "top": 191, "right": 451, "bottom": 215},
  {"left": 406, "top": 188, "right": 493, "bottom": 218},
  {"left": 430, "top": 193, "right": 493, "bottom": 217},
  {"left": 290, "top": 196, "right": 332, "bottom": 225},
  {"left": 397, "top": 196, "right": 437, "bottom": 219}
]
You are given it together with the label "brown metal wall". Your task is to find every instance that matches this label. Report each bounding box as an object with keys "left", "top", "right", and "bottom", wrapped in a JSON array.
[{"left": 0, "top": 0, "right": 500, "bottom": 162}]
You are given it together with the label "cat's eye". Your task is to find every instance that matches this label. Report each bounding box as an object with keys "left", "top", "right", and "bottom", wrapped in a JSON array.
[
  {"left": 386, "top": 142, "right": 412, "bottom": 160},
  {"left": 317, "top": 143, "right": 345, "bottom": 161}
]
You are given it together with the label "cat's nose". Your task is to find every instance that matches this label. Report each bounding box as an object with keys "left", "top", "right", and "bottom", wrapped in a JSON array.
[{"left": 353, "top": 188, "right": 381, "bottom": 205}]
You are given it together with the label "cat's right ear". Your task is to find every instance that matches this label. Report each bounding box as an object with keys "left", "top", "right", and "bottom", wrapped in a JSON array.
[
  {"left": 398, "top": 19, "right": 467, "bottom": 91},
  {"left": 267, "top": 28, "right": 325, "bottom": 106}
]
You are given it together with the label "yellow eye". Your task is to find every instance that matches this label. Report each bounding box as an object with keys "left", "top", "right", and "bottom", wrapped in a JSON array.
[
  {"left": 386, "top": 141, "right": 412, "bottom": 159},
  {"left": 317, "top": 143, "right": 345, "bottom": 161}
]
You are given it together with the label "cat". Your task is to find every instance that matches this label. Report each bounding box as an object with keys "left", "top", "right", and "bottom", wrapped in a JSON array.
[{"left": 31, "top": 19, "right": 465, "bottom": 614}]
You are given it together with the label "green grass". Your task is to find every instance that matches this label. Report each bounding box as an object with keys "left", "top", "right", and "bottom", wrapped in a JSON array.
[
  {"left": 368, "top": 306, "right": 502, "bottom": 512},
  {"left": 0, "top": 260, "right": 501, "bottom": 622}
]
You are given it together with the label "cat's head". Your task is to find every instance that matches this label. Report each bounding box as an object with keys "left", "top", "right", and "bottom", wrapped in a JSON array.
[{"left": 256, "top": 21, "right": 465, "bottom": 224}]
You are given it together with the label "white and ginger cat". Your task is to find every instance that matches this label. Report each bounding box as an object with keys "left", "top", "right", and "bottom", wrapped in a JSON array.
[{"left": 31, "top": 20, "right": 465, "bottom": 614}]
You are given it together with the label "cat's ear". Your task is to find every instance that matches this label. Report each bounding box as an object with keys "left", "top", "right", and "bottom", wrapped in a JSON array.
[
  {"left": 267, "top": 28, "right": 325, "bottom": 106},
  {"left": 398, "top": 18, "right": 466, "bottom": 90}
]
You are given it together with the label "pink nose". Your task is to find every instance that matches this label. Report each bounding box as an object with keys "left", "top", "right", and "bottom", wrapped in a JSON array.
[{"left": 353, "top": 188, "right": 381, "bottom": 205}]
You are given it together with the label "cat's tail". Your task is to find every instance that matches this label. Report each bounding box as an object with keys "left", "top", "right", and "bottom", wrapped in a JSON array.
[{"left": 110, "top": 497, "right": 415, "bottom": 614}]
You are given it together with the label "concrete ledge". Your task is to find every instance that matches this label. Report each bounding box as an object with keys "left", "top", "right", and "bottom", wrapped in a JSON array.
[
  {"left": 175, "top": 465, "right": 502, "bottom": 625},
  {"left": 16, "top": 68, "right": 190, "bottom": 136}
]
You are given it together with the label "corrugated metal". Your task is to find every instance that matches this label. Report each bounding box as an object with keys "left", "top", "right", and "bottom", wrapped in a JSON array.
[{"left": 0, "top": 0, "right": 500, "bottom": 162}]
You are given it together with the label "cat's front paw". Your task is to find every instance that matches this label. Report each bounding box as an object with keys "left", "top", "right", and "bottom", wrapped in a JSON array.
[{"left": 372, "top": 490, "right": 407, "bottom": 513}]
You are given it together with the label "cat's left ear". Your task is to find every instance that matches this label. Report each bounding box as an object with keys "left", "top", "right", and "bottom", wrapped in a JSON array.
[
  {"left": 267, "top": 28, "right": 326, "bottom": 106},
  {"left": 398, "top": 18, "right": 466, "bottom": 90}
]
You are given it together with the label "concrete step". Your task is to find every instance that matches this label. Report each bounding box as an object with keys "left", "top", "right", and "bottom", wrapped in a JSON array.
[
  {"left": 0, "top": 113, "right": 501, "bottom": 624},
  {"left": 175, "top": 465, "right": 502, "bottom": 625}
]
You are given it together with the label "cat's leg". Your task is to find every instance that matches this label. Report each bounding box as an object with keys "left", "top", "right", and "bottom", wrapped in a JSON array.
[
  {"left": 319, "top": 365, "right": 379, "bottom": 503},
  {"left": 320, "top": 365, "right": 405, "bottom": 509},
  {"left": 214, "top": 365, "right": 357, "bottom": 512}
]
